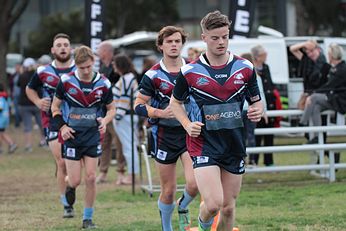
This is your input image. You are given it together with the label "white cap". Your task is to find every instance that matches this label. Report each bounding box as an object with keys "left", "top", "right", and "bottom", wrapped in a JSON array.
[
  {"left": 23, "top": 57, "right": 36, "bottom": 68},
  {"left": 38, "top": 54, "right": 52, "bottom": 65}
]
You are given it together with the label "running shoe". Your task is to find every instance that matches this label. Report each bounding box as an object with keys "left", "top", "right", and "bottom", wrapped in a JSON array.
[
  {"left": 63, "top": 206, "right": 74, "bottom": 218},
  {"left": 82, "top": 219, "right": 96, "bottom": 229},
  {"left": 178, "top": 208, "right": 191, "bottom": 231},
  {"left": 198, "top": 222, "right": 211, "bottom": 231}
]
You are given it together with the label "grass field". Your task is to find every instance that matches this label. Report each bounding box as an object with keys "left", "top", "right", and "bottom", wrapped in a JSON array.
[{"left": 0, "top": 125, "right": 346, "bottom": 231}]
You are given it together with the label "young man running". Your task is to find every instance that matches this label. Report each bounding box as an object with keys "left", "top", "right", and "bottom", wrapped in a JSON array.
[
  {"left": 51, "top": 45, "right": 115, "bottom": 229},
  {"left": 135, "top": 26, "right": 198, "bottom": 231},
  {"left": 26, "top": 33, "right": 76, "bottom": 218},
  {"left": 170, "top": 11, "right": 264, "bottom": 231}
]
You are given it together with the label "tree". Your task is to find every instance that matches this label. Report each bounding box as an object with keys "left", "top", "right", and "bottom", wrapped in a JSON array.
[
  {"left": 0, "top": 0, "right": 29, "bottom": 87},
  {"left": 297, "top": 0, "right": 346, "bottom": 36},
  {"left": 25, "top": 9, "right": 85, "bottom": 58},
  {"left": 104, "top": 0, "right": 179, "bottom": 38}
]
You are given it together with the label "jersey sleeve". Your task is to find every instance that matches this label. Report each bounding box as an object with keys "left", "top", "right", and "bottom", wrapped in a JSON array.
[
  {"left": 55, "top": 80, "right": 65, "bottom": 100},
  {"left": 173, "top": 72, "right": 189, "bottom": 101},
  {"left": 103, "top": 87, "right": 114, "bottom": 105},
  {"left": 27, "top": 71, "right": 42, "bottom": 90},
  {"left": 245, "top": 68, "right": 261, "bottom": 104},
  {"left": 138, "top": 74, "right": 155, "bottom": 96}
]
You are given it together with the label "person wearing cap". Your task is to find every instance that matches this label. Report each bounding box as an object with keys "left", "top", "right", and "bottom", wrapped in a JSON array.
[{"left": 18, "top": 58, "right": 45, "bottom": 152}]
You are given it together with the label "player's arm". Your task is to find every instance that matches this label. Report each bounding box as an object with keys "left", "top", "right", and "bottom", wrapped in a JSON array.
[
  {"left": 134, "top": 92, "right": 174, "bottom": 119},
  {"left": 246, "top": 69, "right": 264, "bottom": 123},
  {"left": 26, "top": 86, "right": 51, "bottom": 112},
  {"left": 97, "top": 102, "right": 116, "bottom": 135}
]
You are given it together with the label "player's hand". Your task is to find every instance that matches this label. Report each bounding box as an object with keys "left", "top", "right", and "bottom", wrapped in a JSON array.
[
  {"left": 37, "top": 97, "right": 51, "bottom": 112},
  {"left": 61, "top": 125, "right": 75, "bottom": 141},
  {"left": 159, "top": 106, "right": 175, "bottom": 119},
  {"left": 97, "top": 117, "right": 107, "bottom": 135},
  {"left": 247, "top": 104, "right": 264, "bottom": 122},
  {"left": 184, "top": 121, "right": 204, "bottom": 137}
]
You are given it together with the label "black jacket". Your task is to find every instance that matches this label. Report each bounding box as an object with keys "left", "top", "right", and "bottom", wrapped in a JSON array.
[{"left": 316, "top": 61, "right": 346, "bottom": 114}]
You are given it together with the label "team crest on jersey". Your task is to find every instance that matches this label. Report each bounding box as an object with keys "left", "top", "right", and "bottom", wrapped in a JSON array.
[
  {"left": 47, "top": 76, "right": 55, "bottom": 82},
  {"left": 68, "top": 87, "right": 78, "bottom": 95},
  {"left": 159, "top": 82, "right": 170, "bottom": 91},
  {"left": 234, "top": 73, "right": 244, "bottom": 79},
  {"left": 95, "top": 89, "right": 103, "bottom": 98},
  {"left": 196, "top": 77, "right": 209, "bottom": 86}
]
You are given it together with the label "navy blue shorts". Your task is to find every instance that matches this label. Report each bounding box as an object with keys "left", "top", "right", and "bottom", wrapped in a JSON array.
[
  {"left": 63, "top": 144, "right": 102, "bottom": 161},
  {"left": 151, "top": 125, "right": 187, "bottom": 164},
  {"left": 192, "top": 154, "right": 245, "bottom": 175},
  {"left": 44, "top": 127, "right": 59, "bottom": 142}
]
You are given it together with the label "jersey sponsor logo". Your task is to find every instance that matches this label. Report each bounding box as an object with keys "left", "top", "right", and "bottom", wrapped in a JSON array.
[
  {"left": 69, "top": 113, "right": 96, "bottom": 120},
  {"left": 159, "top": 82, "right": 170, "bottom": 91},
  {"left": 66, "top": 148, "right": 76, "bottom": 158},
  {"left": 68, "top": 87, "right": 78, "bottom": 95},
  {"left": 156, "top": 149, "right": 167, "bottom": 161},
  {"left": 196, "top": 156, "right": 209, "bottom": 164},
  {"left": 196, "top": 77, "right": 209, "bottom": 86},
  {"left": 234, "top": 80, "right": 244, "bottom": 85},
  {"left": 205, "top": 110, "right": 241, "bottom": 121},
  {"left": 82, "top": 88, "right": 92, "bottom": 93},
  {"left": 214, "top": 74, "right": 228, "bottom": 79}
]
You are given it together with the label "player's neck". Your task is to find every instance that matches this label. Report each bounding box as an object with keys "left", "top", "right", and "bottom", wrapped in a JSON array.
[
  {"left": 162, "top": 55, "right": 183, "bottom": 72},
  {"left": 55, "top": 59, "right": 72, "bottom": 68},
  {"left": 78, "top": 72, "right": 94, "bottom": 82},
  {"left": 206, "top": 51, "right": 229, "bottom": 66}
]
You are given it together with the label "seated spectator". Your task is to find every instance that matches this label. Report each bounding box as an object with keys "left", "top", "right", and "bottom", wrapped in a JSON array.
[{"left": 299, "top": 43, "right": 346, "bottom": 143}]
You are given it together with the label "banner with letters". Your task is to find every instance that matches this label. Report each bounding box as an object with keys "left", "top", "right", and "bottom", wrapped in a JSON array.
[
  {"left": 229, "top": 0, "right": 256, "bottom": 39},
  {"left": 85, "top": 0, "right": 104, "bottom": 69}
]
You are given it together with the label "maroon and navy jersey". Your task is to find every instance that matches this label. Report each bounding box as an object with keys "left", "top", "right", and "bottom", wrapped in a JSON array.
[
  {"left": 27, "top": 61, "right": 76, "bottom": 128},
  {"left": 139, "top": 58, "right": 186, "bottom": 127},
  {"left": 55, "top": 71, "right": 113, "bottom": 147},
  {"left": 173, "top": 53, "right": 261, "bottom": 158}
]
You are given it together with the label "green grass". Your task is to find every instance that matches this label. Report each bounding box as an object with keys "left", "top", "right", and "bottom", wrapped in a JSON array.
[{"left": 0, "top": 126, "right": 346, "bottom": 230}]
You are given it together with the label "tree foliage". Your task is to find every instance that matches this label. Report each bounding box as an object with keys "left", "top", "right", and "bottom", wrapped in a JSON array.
[
  {"left": 298, "top": 0, "right": 346, "bottom": 36},
  {"left": 25, "top": 10, "right": 84, "bottom": 58},
  {"left": 104, "top": 0, "right": 179, "bottom": 38},
  {"left": 0, "top": 0, "right": 29, "bottom": 87}
]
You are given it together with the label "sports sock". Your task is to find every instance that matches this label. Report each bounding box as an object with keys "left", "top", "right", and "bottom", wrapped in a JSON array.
[
  {"left": 158, "top": 200, "right": 175, "bottom": 231},
  {"left": 60, "top": 194, "right": 69, "bottom": 207},
  {"left": 83, "top": 207, "right": 94, "bottom": 220},
  {"left": 178, "top": 189, "right": 194, "bottom": 211},
  {"left": 198, "top": 216, "right": 214, "bottom": 230}
]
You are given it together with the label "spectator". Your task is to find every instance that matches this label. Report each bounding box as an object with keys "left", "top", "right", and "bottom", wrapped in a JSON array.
[
  {"left": 0, "top": 83, "right": 17, "bottom": 154},
  {"left": 251, "top": 45, "right": 278, "bottom": 166},
  {"left": 18, "top": 58, "right": 45, "bottom": 152},
  {"left": 11, "top": 63, "right": 23, "bottom": 127},
  {"left": 300, "top": 43, "right": 346, "bottom": 142},
  {"left": 37, "top": 54, "right": 52, "bottom": 66},
  {"left": 187, "top": 47, "right": 201, "bottom": 62},
  {"left": 112, "top": 54, "right": 140, "bottom": 185},
  {"left": 95, "top": 41, "right": 125, "bottom": 184},
  {"left": 240, "top": 53, "right": 267, "bottom": 167}
]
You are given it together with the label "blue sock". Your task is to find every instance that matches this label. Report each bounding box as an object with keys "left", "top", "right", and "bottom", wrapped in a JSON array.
[
  {"left": 83, "top": 207, "right": 94, "bottom": 220},
  {"left": 158, "top": 200, "right": 175, "bottom": 231},
  {"left": 178, "top": 189, "right": 194, "bottom": 211},
  {"left": 60, "top": 194, "right": 69, "bottom": 207},
  {"left": 199, "top": 216, "right": 214, "bottom": 229}
]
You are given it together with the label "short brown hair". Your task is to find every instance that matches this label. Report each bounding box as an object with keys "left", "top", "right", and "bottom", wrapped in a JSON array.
[
  {"left": 200, "top": 10, "right": 231, "bottom": 32},
  {"left": 53, "top": 33, "right": 70, "bottom": 42},
  {"left": 74, "top": 45, "right": 94, "bottom": 65},
  {"left": 113, "top": 54, "right": 135, "bottom": 74},
  {"left": 156, "top": 26, "right": 187, "bottom": 53}
]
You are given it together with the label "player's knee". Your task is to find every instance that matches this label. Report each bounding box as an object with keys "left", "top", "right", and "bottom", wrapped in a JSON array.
[
  {"left": 161, "top": 186, "right": 176, "bottom": 202},
  {"left": 69, "top": 178, "right": 81, "bottom": 188},
  {"left": 85, "top": 173, "right": 97, "bottom": 185},
  {"left": 57, "top": 158, "right": 66, "bottom": 170},
  {"left": 221, "top": 204, "right": 235, "bottom": 218},
  {"left": 204, "top": 199, "right": 222, "bottom": 216}
]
